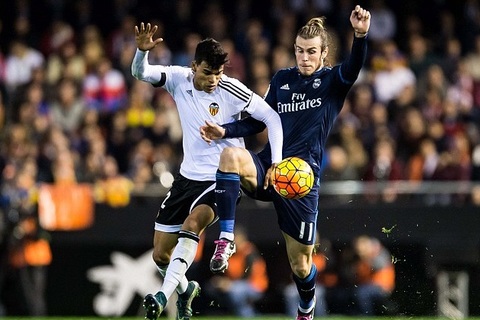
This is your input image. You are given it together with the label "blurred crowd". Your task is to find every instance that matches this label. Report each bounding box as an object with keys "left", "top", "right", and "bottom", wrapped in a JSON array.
[
  {"left": 0, "top": 0, "right": 479, "bottom": 207},
  {"left": 0, "top": 0, "right": 479, "bottom": 316}
]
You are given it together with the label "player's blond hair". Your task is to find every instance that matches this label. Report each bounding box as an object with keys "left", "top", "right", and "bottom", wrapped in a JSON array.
[{"left": 297, "top": 17, "right": 329, "bottom": 52}]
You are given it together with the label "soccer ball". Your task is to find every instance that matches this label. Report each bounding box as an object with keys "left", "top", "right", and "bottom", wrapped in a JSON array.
[{"left": 273, "top": 157, "right": 314, "bottom": 199}]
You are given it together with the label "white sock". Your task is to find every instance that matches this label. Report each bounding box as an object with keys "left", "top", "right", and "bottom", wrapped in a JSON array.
[
  {"left": 219, "top": 231, "right": 234, "bottom": 241},
  {"left": 161, "top": 236, "right": 198, "bottom": 299}
]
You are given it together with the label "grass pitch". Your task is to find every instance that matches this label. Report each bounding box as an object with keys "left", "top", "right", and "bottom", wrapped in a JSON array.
[{"left": 4, "top": 317, "right": 480, "bottom": 320}]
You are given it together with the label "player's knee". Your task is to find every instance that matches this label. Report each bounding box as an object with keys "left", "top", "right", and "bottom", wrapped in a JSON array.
[
  {"left": 152, "top": 248, "right": 170, "bottom": 266},
  {"left": 219, "top": 147, "right": 243, "bottom": 169},
  {"left": 291, "top": 261, "right": 311, "bottom": 279},
  {"left": 182, "top": 219, "right": 200, "bottom": 233}
]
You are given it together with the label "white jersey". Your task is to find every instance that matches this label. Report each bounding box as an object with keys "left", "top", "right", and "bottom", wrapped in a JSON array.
[
  {"left": 132, "top": 49, "right": 284, "bottom": 181},
  {"left": 162, "top": 66, "right": 253, "bottom": 180}
]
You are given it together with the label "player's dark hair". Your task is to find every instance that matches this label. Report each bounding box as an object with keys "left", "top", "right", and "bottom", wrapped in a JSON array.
[
  {"left": 297, "top": 17, "right": 329, "bottom": 52},
  {"left": 194, "top": 38, "right": 229, "bottom": 70}
]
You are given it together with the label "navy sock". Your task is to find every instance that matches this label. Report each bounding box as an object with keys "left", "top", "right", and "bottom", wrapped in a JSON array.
[
  {"left": 293, "top": 264, "right": 317, "bottom": 310},
  {"left": 215, "top": 170, "right": 240, "bottom": 233}
]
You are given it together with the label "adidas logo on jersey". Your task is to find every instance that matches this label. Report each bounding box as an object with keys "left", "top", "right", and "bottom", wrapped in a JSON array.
[{"left": 280, "top": 84, "right": 290, "bottom": 90}]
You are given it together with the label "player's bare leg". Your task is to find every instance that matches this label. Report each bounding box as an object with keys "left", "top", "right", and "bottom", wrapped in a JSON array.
[{"left": 283, "top": 232, "right": 317, "bottom": 320}]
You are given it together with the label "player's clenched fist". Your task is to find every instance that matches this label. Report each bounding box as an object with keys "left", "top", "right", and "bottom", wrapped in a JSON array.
[{"left": 350, "top": 5, "right": 371, "bottom": 36}]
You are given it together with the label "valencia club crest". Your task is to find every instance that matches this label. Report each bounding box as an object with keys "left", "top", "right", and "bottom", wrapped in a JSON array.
[{"left": 209, "top": 102, "right": 219, "bottom": 116}]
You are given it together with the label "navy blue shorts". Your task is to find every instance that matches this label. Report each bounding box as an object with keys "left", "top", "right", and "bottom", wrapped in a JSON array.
[{"left": 242, "top": 151, "right": 320, "bottom": 245}]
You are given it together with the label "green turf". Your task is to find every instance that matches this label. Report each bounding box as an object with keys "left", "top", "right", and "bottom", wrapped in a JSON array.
[{"left": 4, "top": 317, "right": 480, "bottom": 320}]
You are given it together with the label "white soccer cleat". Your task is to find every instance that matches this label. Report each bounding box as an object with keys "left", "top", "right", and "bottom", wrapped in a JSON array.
[{"left": 209, "top": 238, "right": 236, "bottom": 273}]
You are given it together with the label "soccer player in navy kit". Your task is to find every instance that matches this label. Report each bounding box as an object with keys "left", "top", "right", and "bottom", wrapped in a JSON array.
[
  {"left": 201, "top": 5, "right": 371, "bottom": 320},
  {"left": 131, "top": 23, "right": 283, "bottom": 320}
]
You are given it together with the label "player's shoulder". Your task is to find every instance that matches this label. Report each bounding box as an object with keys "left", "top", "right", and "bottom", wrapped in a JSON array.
[
  {"left": 274, "top": 66, "right": 297, "bottom": 77},
  {"left": 272, "top": 66, "right": 297, "bottom": 82},
  {"left": 217, "top": 74, "right": 252, "bottom": 102},
  {"left": 168, "top": 65, "right": 193, "bottom": 78},
  {"left": 165, "top": 65, "right": 194, "bottom": 87}
]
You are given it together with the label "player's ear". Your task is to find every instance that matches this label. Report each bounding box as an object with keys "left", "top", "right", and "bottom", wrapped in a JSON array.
[
  {"left": 191, "top": 61, "right": 197, "bottom": 73},
  {"left": 321, "top": 47, "right": 328, "bottom": 59}
]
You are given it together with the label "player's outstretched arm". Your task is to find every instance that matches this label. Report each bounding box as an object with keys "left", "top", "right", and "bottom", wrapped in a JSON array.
[
  {"left": 339, "top": 5, "right": 370, "bottom": 84},
  {"left": 131, "top": 22, "right": 165, "bottom": 83}
]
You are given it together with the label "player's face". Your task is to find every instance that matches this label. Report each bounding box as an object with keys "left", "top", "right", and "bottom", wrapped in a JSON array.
[
  {"left": 294, "top": 36, "right": 326, "bottom": 76},
  {"left": 192, "top": 61, "right": 224, "bottom": 93}
]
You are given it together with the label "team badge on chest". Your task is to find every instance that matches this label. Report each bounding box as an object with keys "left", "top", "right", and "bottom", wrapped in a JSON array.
[{"left": 209, "top": 102, "right": 220, "bottom": 116}]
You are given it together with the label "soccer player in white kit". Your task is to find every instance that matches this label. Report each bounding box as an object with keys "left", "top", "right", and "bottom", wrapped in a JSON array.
[{"left": 131, "top": 22, "right": 283, "bottom": 320}]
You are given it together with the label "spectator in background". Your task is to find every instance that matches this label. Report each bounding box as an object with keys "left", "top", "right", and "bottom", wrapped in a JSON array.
[
  {"left": 0, "top": 157, "right": 51, "bottom": 316},
  {"left": 82, "top": 56, "right": 127, "bottom": 117},
  {"left": 419, "top": 63, "right": 449, "bottom": 99},
  {"left": 235, "top": 18, "right": 270, "bottom": 59},
  {"left": 371, "top": 40, "right": 416, "bottom": 105},
  {"left": 0, "top": 45, "right": 5, "bottom": 96},
  {"left": 49, "top": 77, "right": 86, "bottom": 137},
  {"left": 11, "top": 81, "right": 50, "bottom": 141},
  {"left": 39, "top": 20, "right": 75, "bottom": 58},
  {"left": 108, "top": 14, "right": 137, "bottom": 66},
  {"left": 431, "top": 132, "right": 472, "bottom": 205},
  {"left": 144, "top": 21, "right": 172, "bottom": 66},
  {"left": 198, "top": 2, "right": 229, "bottom": 41},
  {"left": 172, "top": 32, "right": 202, "bottom": 67},
  {"left": 326, "top": 234, "right": 395, "bottom": 316},
  {"left": 0, "top": 90, "right": 5, "bottom": 131},
  {"left": 363, "top": 137, "right": 404, "bottom": 203},
  {"left": 11, "top": 15, "right": 39, "bottom": 50},
  {"left": 271, "top": 10, "right": 297, "bottom": 51},
  {"left": 45, "top": 40, "right": 86, "bottom": 86},
  {"left": 406, "top": 136, "right": 440, "bottom": 182},
  {"left": 80, "top": 25, "right": 105, "bottom": 74},
  {"left": 348, "top": 83, "right": 377, "bottom": 150},
  {"left": 80, "top": 125, "right": 108, "bottom": 183},
  {"left": 463, "top": 34, "right": 480, "bottom": 87},
  {"left": 206, "top": 226, "right": 268, "bottom": 317},
  {"left": 125, "top": 80, "right": 156, "bottom": 137},
  {"left": 271, "top": 45, "right": 295, "bottom": 74},
  {"left": 472, "top": 141, "right": 480, "bottom": 205},
  {"left": 351, "top": 235, "right": 395, "bottom": 315},
  {"left": 439, "top": 37, "right": 462, "bottom": 84},
  {"left": 128, "top": 138, "right": 156, "bottom": 193},
  {"left": 322, "top": 145, "right": 359, "bottom": 182},
  {"left": 37, "top": 126, "right": 76, "bottom": 184},
  {"left": 406, "top": 34, "right": 438, "bottom": 79},
  {"left": 335, "top": 114, "right": 369, "bottom": 178},
  {"left": 4, "top": 39, "right": 44, "bottom": 96},
  {"left": 367, "top": 0, "right": 396, "bottom": 47},
  {"left": 221, "top": 39, "right": 247, "bottom": 82},
  {"left": 94, "top": 155, "right": 133, "bottom": 208},
  {"left": 395, "top": 107, "right": 427, "bottom": 162},
  {"left": 446, "top": 59, "right": 475, "bottom": 120}
]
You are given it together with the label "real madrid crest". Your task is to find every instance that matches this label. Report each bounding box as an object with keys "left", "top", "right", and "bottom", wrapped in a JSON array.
[
  {"left": 313, "top": 78, "right": 321, "bottom": 89},
  {"left": 209, "top": 102, "right": 219, "bottom": 116}
]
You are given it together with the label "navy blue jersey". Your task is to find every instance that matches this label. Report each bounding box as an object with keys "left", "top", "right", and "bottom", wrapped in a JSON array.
[{"left": 223, "top": 36, "right": 367, "bottom": 177}]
